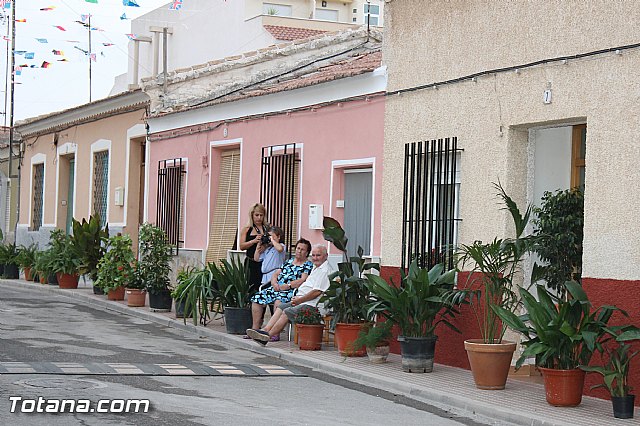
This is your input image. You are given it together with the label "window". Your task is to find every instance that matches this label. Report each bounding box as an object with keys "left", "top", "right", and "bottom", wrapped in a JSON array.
[
  {"left": 263, "top": 3, "right": 292, "bottom": 16},
  {"left": 401, "top": 138, "right": 461, "bottom": 270},
  {"left": 92, "top": 151, "right": 109, "bottom": 228},
  {"left": 32, "top": 164, "right": 44, "bottom": 231},
  {"left": 206, "top": 150, "right": 240, "bottom": 264},
  {"left": 364, "top": 4, "right": 379, "bottom": 25},
  {"left": 157, "top": 158, "right": 186, "bottom": 255},
  {"left": 315, "top": 8, "right": 339, "bottom": 21},
  {"left": 571, "top": 124, "right": 586, "bottom": 192}
]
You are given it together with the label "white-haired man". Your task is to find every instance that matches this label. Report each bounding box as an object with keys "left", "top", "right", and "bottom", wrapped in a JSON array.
[{"left": 247, "top": 244, "right": 331, "bottom": 345}]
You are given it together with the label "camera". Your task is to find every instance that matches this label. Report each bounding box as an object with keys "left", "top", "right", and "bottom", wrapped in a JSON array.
[{"left": 260, "top": 234, "right": 271, "bottom": 245}]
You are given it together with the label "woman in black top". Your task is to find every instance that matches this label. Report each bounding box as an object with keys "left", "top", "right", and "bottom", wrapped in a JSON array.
[{"left": 239, "top": 203, "right": 269, "bottom": 294}]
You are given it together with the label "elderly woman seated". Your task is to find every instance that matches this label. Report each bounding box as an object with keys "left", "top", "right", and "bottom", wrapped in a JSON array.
[{"left": 247, "top": 238, "right": 313, "bottom": 341}]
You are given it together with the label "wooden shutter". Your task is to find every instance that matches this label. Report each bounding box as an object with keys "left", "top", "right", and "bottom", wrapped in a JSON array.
[{"left": 205, "top": 149, "right": 240, "bottom": 264}]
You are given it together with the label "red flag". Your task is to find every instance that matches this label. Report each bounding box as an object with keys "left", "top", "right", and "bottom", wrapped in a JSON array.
[
  {"left": 41, "top": 61, "right": 51, "bottom": 68},
  {"left": 53, "top": 25, "right": 66, "bottom": 31}
]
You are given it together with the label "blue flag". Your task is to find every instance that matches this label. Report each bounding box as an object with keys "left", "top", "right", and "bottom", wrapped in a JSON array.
[{"left": 122, "top": 0, "right": 140, "bottom": 6}]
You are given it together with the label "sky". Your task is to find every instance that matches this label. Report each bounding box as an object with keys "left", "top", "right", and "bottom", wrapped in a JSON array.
[{"left": 0, "top": 0, "right": 171, "bottom": 123}]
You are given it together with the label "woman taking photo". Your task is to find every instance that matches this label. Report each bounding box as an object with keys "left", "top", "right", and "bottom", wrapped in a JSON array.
[{"left": 239, "top": 203, "right": 269, "bottom": 294}]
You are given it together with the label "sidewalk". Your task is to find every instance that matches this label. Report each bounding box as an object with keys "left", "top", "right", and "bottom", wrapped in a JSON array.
[{"left": 3, "top": 279, "right": 636, "bottom": 426}]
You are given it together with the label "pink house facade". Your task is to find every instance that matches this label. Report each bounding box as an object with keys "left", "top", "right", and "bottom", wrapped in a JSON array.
[{"left": 143, "top": 28, "right": 385, "bottom": 267}]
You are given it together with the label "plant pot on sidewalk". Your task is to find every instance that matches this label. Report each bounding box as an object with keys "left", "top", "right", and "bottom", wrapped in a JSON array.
[
  {"left": 93, "top": 285, "right": 104, "bottom": 295},
  {"left": 398, "top": 335, "right": 438, "bottom": 373},
  {"left": 149, "top": 289, "right": 172, "bottom": 312},
  {"left": 107, "top": 286, "right": 126, "bottom": 301},
  {"left": 335, "top": 323, "right": 368, "bottom": 357},
  {"left": 296, "top": 324, "right": 324, "bottom": 350},
  {"left": 464, "top": 339, "right": 517, "bottom": 390},
  {"left": 611, "top": 395, "right": 635, "bottom": 419},
  {"left": 4, "top": 263, "right": 19, "bottom": 279},
  {"left": 57, "top": 273, "right": 79, "bottom": 289},
  {"left": 48, "top": 273, "right": 58, "bottom": 285},
  {"left": 126, "top": 289, "right": 146, "bottom": 307},
  {"left": 223, "top": 307, "right": 252, "bottom": 334},
  {"left": 539, "top": 367, "right": 586, "bottom": 407},
  {"left": 23, "top": 267, "right": 32, "bottom": 281},
  {"left": 367, "top": 345, "right": 390, "bottom": 364}
]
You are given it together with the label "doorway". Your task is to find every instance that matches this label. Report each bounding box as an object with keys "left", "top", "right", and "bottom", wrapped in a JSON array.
[{"left": 343, "top": 169, "right": 372, "bottom": 256}]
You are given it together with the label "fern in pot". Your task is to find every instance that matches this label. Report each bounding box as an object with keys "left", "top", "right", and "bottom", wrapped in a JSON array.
[{"left": 138, "top": 223, "right": 172, "bottom": 311}]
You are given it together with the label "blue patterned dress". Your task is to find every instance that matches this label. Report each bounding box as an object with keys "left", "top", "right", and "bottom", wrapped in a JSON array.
[{"left": 250, "top": 258, "right": 313, "bottom": 305}]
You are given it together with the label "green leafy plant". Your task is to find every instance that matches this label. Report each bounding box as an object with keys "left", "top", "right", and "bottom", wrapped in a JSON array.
[
  {"left": 493, "top": 281, "right": 626, "bottom": 370},
  {"left": 95, "top": 235, "right": 135, "bottom": 292},
  {"left": 351, "top": 322, "right": 393, "bottom": 349},
  {"left": 209, "top": 257, "right": 251, "bottom": 309},
  {"left": 580, "top": 326, "right": 640, "bottom": 397},
  {"left": 138, "top": 223, "right": 172, "bottom": 295},
  {"left": 456, "top": 182, "right": 536, "bottom": 344},
  {"left": 71, "top": 214, "right": 109, "bottom": 281},
  {"left": 365, "top": 261, "right": 461, "bottom": 337},
  {"left": 16, "top": 244, "right": 38, "bottom": 269},
  {"left": 320, "top": 217, "right": 379, "bottom": 326},
  {"left": 294, "top": 305, "right": 323, "bottom": 325},
  {"left": 34, "top": 249, "right": 55, "bottom": 279},
  {"left": 171, "top": 266, "right": 214, "bottom": 326},
  {"left": 48, "top": 229, "right": 81, "bottom": 275},
  {"left": 126, "top": 261, "right": 146, "bottom": 290},
  {"left": 0, "top": 242, "right": 19, "bottom": 265},
  {"left": 532, "top": 188, "right": 584, "bottom": 299}
]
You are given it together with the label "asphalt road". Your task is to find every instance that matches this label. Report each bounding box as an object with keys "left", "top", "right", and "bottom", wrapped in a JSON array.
[{"left": 0, "top": 284, "right": 489, "bottom": 425}]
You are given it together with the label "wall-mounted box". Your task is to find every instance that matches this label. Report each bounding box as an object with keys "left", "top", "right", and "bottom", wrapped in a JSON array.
[
  {"left": 308, "top": 204, "right": 324, "bottom": 229},
  {"left": 114, "top": 187, "right": 124, "bottom": 206}
]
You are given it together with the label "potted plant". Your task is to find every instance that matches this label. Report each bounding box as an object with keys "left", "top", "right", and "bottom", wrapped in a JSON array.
[
  {"left": 366, "top": 261, "right": 459, "bottom": 372},
  {"left": 294, "top": 305, "right": 325, "bottom": 350},
  {"left": 580, "top": 325, "right": 640, "bottom": 418},
  {"left": 138, "top": 223, "right": 172, "bottom": 311},
  {"left": 532, "top": 188, "right": 584, "bottom": 299},
  {"left": 321, "top": 217, "right": 379, "bottom": 357},
  {"left": 95, "top": 235, "right": 135, "bottom": 301},
  {"left": 16, "top": 244, "right": 38, "bottom": 281},
  {"left": 33, "top": 249, "right": 54, "bottom": 284},
  {"left": 0, "top": 243, "right": 20, "bottom": 279},
  {"left": 125, "top": 261, "right": 147, "bottom": 307},
  {"left": 455, "top": 183, "right": 535, "bottom": 389},
  {"left": 209, "top": 257, "right": 252, "bottom": 334},
  {"left": 71, "top": 214, "right": 109, "bottom": 294},
  {"left": 171, "top": 266, "right": 213, "bottom": 325},
  {"left": 48, "top": 230, "right": 81, "bottom": 289},
  {"left": 351, "top": 322, "right": 393, "bottom": 363},
  {"left": 494, "top": 281, "right": 626, "bottom": 407}
]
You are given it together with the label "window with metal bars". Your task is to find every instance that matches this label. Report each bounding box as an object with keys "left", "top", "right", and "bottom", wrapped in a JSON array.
[
  {"left": 32, "top": 164, "right": 44, "bottom": 231},
  {"left": 402, "top": 138, "right": 462, "bottom": 271},
  {"left": 260, "top": 144, "right": 300, "bottom": 255},
  {"left": 92, "top": 151, "right": 109, "bottom": 228},
  {"left": 156, "top": 159, "right": 186, "bottom": 255}
]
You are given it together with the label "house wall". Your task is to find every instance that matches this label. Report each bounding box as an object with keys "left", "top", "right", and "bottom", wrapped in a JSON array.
[
  {"left": 147, "top": 97, "right": 384, "bottom": 260},
  {"left": 382, "top": 0, "right": 640, "bottom": 401},
  {"left": 17, "top": 110, "right": 147, "bottom": 247}
]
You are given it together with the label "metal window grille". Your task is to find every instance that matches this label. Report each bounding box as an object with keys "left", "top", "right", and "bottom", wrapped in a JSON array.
[
  {"left": 32, "top": 164, "right": 44, "bottom": 231},
  {"left": 157, "top": 158, "right": 186, "bottom": 255},
  {"left": 92, "top": 151, "right": 109, "bottom": 228},
  {"left": 402, "top": 137, "right": 462, "bottom": 270},
  {"left": 260, "top": 144, "right": 300, "bottom": 255}
]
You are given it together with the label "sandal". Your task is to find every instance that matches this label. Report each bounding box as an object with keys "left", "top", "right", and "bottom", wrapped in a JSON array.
[
  {"left": 270, "top": 335, "right": 280, "bottom": 342},
  {"left": 242, "top": 335, "right": 252, "bottom": 339}
]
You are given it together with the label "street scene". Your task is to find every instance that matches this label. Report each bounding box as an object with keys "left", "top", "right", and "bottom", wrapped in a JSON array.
[{"left": 0, "top": 1, "right": 639, "bottom": 425}]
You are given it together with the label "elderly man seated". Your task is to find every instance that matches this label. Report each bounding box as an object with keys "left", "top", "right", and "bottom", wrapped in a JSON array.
[{"left": 246, "top": 244, "right": 332, "bottom": 345}]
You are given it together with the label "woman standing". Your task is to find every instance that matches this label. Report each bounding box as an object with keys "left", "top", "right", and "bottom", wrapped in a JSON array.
[{"left": 239, "top": 203, "right": 269, "bottom": 294}]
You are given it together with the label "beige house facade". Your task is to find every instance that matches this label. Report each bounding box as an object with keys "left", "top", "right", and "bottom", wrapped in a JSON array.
[
  {"left": 381, "top": 0, "right": 640, "bottom": 391},
  {"left": 16, "top": 91, "right": 149, "bottom": 249}
]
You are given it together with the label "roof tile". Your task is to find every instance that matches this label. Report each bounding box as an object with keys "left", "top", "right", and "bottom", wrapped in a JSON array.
[{"left": 264, "top": 25, "right": 327, "bottom": 41}]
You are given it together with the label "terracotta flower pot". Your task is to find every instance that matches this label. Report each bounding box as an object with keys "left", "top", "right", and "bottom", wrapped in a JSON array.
[
  {"left": 464, "top": 339, "right": 517, "bottom": 390},
  {"left": 335, "top": 323, "right": 368, "bottom": 357},
  {"left": 367, "top": 345, "right": 390, "bottom": 364},
  {"left": 296, "top": 324, "right": 324, "bottom": 350},
  {"left": 126, "top": 288, "right": 146, "bottom": 307},
  {"left": 539, "top": 367, "right": 586, "bottom": 407},
  {"left": 107, "top": 286, "right": 126, "bottom": 301},
  {"left": 23, "top": 267, "right": 32, "bottom": 281},
  {"left": 57, "top": 273, "right": 79, "bottom": 289}
]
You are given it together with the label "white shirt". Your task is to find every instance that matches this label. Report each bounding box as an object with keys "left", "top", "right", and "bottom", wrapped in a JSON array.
[{"left": 298, "top": 260, "right": 332, "bottom": 307}]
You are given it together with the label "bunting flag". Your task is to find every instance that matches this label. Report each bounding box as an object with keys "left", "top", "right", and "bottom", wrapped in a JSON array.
[
  {"left": 18, "top": 63, "right": 28, "bottom": 67},
  {"left": 122, "top": 0, "right": 139, "bottom": 6},
  {"left": 54, "top": 25, "right": 66, "bottom": 31},
  {"left": 102, "top": 42, "right": 114, "bottom": 46},
  {"left": 0, "top": 1, "right": 11, "bottom": 9},
  {"left": 65, "top": 40, "right": 80, "bottom": 43},
  {"left": 41, "top": 61, "right": 51, "bottom": 68},
  {"left": 125, "top": 33, "right": 137, "bottom": 40},
  {"left": 14, "top": 66, "right": 21, "bottom": 76},
  {"left": 89, "top": 53, "right": 96, "bottom": 62},
  {"left": 25, "top": 52, "right": 34, "bottom": 59},
  {"left": 120, "top": 13, "right": 127, "bottom": 20},
  {"left": 16, "top": 18, "right": 26, "bottom": 23},
  {"left": 81, "top": 14, "right": 91, "bottom": 23},
  {"left": 57, "top": 58, "right": 69, "bottom": 62},
  {"left": 2, "top": 36, "right": 10, "bottom": 41},
  {"left": 15, "top": 50, "right": 25, "bottom": 55},
  {"left": 36, "top": 38, "right": 48, "bottom": 43},
  {"left": 169, "top": 0, "right": 183, "bottom": 10},
  {"left": 52, "top": 49, "right": 64, "bottom": 56},
  {"left": 40, "top": 6, "right": 56, "bottom": 11},
  {"left": 85, "top": 0, "right": 98, "bottom": 3},
  {"left": 75, "top": 20, "right": 89, "bottom": 27}
]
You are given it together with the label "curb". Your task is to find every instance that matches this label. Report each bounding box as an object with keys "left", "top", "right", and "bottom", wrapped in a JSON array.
[{"left": 1, "top": 279, "right": 595, "bottom": 426}]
